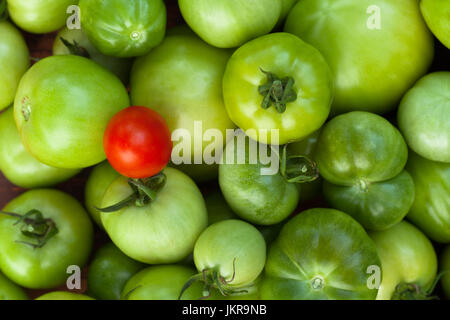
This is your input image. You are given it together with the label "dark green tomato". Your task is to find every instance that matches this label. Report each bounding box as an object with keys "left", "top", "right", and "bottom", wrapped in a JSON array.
[
  {"left": 87, "top": 242, "right": 144, "bottom": 300},
  {"left": 0, "top": 272, "right": 28, "bottom": 300},
  {"left": 323, "top": 170, "right": 415, "bottom": 231},
  {"left": 84, "top": 161, "right": 119, "bottom": 228},
  {"left": 7, "top": 0, "right": 78, "bottom": 33},
  {"left": 398, "top": 72, "right": 450, "bottom": 163},
  {"left": 121, "top": 265, "right": 203, "bottom": 300},
  {"left": 53, "top": 27, "right": 133, "bottom": 84},
  {"left": 79, "top": 0, "right": 166, "bottom": 57},
  {"left": 285, "top": 0, "right": 434, "bottom": 115},
  {"left": 0, "top": 21, "right": 29, "bottom": 111},
  {"left": 219, "top": 133, "right": 299, "bottom": 225},
  {"left": 420, "top": 0, "right": 450, "bottom": 48},
  {"left": 261, "top": 208, "right": 381, "bottom": 300},
  {"left": 406, "top": 151, "right": 450, "bottom": 243},
  {"left": 0, "top": 189, "right": 93, "bottom": 289},
  {"left": 0, "top": 107, "right": 80, "bottom": 189},
  {"left": 441, "top": 245, "right": 450, "bottom": 299},
  {"left": 101, "top": 167, "right": 208, "bottom": 264},
  {"left": 315, "top": 111, "right": 408, "bottom": 185},
  {"left": 14, "top": 55, "right": 130, "bottom": 169},
  {"left": 35, "top": 292, "right": 94, "bottom": 300}
]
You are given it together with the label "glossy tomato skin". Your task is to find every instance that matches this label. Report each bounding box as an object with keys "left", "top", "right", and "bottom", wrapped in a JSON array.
[
  {"left": 223, "top": 33, "right": 333, "bottom": 145},
  {"left": 53, "top": 27, "right": 133, "bottom": 84},
  {"left": 87, "top": 242, "right": 145, "bottom": 300},
  {"left": 14, "top": 55, "right": 130, "bottom": 169},
  {"left": 194, "top": 220, "right": 266, "bottom": 287},
  {"left": 398, "top": 72, "right": 450, "bottom": 163},
  {"left": 0, "top": 272, "right": 28, "bottom": 300},
  {"left": 219, "top": 133, "right": 299, "bottom": 225},
  {"left": 7, "top": 0, "right": 77, "bottom": 33},
  {"left": 261, "top": 208, "right": 380, "bottom": 300},
  {"left": 0, "top": 189, "right": 93, "bottom": 289},
  {"left": 101, "top": 167, "right": 208, "bottom": 264},
  {"left": 441, "top": 245, "right": 450, "bottom": 299},
  {"left": 406, "top": 151, "right": 450, "bottom": 243},
  {"left": 369, "top": 221, "right": 437, "bottom": 300},
  {"left": 178, "top": 0, "right": 282, "bottom": 48},
  {"left": 0, "top": 21, "right": 29, "bottom": 111},
  {"left": 104, "top": 106, "right": 172, "bottom": 179},
  {"left": 79, "top": 0, "right": 166, "bottom": 57},
  {"left": 35, "top": 292, "right": 94, "bottom": 300},
  {"left": 0, "top": 107, "right": 80, "bottom": 189},
  {"left": 285, "top": 0, "right": 434, "bottom": 115},
  {"left": 84, "top": 161, "right": 119, "bottom": 228},
  {"left": 130, "top": 30, "right": 235, "bottom": 182},
  {"left": 420, "top": 0, "right": 450, "bottom": 48},
  {"left": 122, "top": 265, "right": 204, "bottom": 300}
]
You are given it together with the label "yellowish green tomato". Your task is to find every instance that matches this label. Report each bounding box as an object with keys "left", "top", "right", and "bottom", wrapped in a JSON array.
[
  {"left": 0, "top": 272, "right": 28, "bottom": 300},
  {"left": 420, "top": 0, "right": 450, "bottom": 48},
  {"left": 35, "top": 292, "right": 94, "bottom": 300}
]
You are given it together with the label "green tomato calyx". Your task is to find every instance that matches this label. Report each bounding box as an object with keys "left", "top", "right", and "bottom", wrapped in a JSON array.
[
  {"left": 280, "top": 145, "right": 319, "bottom": 183},
  {"left": 358, "top": 180, "right": 370, "bottom": 193},
  {"left": 60, "top": 38, "right": 90, "bottom": 58},
  {"left": 21, "top": 97, "right": 32, "bottom": 122},
  {"left": 0, "top": 209, "right": 58, "bottom": 249},
  {"left": 258, "top": 68, "right": 297, "bottom": 113},
  {"left": 392, "top": 270, "right": 450, "bottom": 300},
  {"left": 97, "top": 172, "right": 166, "bottom": 213},
  {"left": 310, "top": 275, "right": 325, "bottom": 290}
]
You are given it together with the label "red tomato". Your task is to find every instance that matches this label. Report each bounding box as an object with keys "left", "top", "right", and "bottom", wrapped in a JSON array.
[{"left": 104, "top": 106, "right": 172, "bottom": 178}]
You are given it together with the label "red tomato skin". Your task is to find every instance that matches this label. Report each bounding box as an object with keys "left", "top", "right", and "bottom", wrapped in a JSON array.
[{"left": 104, "top": 106, "right": 173, "bottom": 179}]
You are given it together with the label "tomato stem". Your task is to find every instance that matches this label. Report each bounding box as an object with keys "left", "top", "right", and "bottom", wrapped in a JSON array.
[
  {"left": 280, "top": 145, "right": 319, "bottom": 183},
  {"left": 258, "top": 68, "right": 297, "bottom": 113},
  {"left": 391, "top": 282, "right": 438, "bottom": 300}
]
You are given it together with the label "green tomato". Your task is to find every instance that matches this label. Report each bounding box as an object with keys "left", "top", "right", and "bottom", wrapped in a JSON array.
[
  {"left": 420, "top": 0, "right": 450, "bottom": 48},
  {"left": 178, "top": 0, "right": 282, "bottom": 48},
  {"left": 84, "top": 161, "right": 119, "bottom": 228},
  {"left": 440, "top": 245, "right": 450, "bottom": 299},
  {"left": 223, "top": 32, "right": 333, "bottom": 145},
  {"left": 14, "top": 55, "right": 130, "bottom": 169},
  {"left": 193, "top": 220, "right": 266, "bottom": 289},
  {"left": 0, "top": 189, "right": 93, "bottom": 289},
  {"left": 0, "top": 107, "right": 80, "bottom": 189},
  {"left": 35, "top": 292, "right": 94, "bottom": 300},
  {"left": 219, "top": 132, "right": 299, "bottom": 225},
  {"left": 0, "top": 21, "right": 29, "bottom": 111},
  {"left": 205, "top": 188, "right": 237, "bottom": 226},
  {"left": 0, "top": 272, "right": 28, "bottom": 300},
  {"left": 261, "top": 208, "right": 381, "bottom": 300},
  {"left": 121, "top": 265, "right": 204, "bottom": 300},
  {"left": 7, "top": 0, "right": 78, "bottom": 33},
  {"left": 53, "top": 27, "right": 133, "bottom": 84},
  {"left": 398, "top": 72, "right": 450, "bottom": 163},
  {"left": 87, "top": 242, "right": 144, "bottom": 300},
  {"left": 285, "top": 0, "right": 434, "bottom": 115},
  {"left": 79, "top": 0, "right": 166, "bottom": 57},
  {"left": 279, "top": 0, "right": 299, "bottom": 24},
  {"left": 406, "top": 151, "right": 450, "bottom": 243},
  {"left": 101, "top": 167, "right": 208, "bottom": 264},
  {"left": 130, "top": 31, "right": 235, "bottom": 182},
  {"left": 369, "top": 221, "right": 437, "bottom": 300}
]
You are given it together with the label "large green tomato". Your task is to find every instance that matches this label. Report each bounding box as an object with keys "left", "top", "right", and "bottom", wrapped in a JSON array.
[
  {"left": 84, "top": 161, "right": 119, "bottom": 228},
  {"left": 441, "top": 245, "right": 450, "bottom": 299},
  {"left": 53, "top": 27, "right": 133, "bottom": 84},
  {"left": 278, "top": 0, "right": 299, "bottom": 24},
  {"left": 315, "top": 112, "right": 410, "bottom": 230},
  {"left": 79, "top": 0, "right": 166, "bottom": 57},
  {"left": 178, "top": 0, "right": 282, "bottom": 48},
  {"left": 398, "top": 72, "right": 450, "bottom": 163},
  {"left": 406, "top": 151, "right": 450, "bottom": 243},
  {"left": 14, "top": 55, "right": 130, "bottom": 169},
  {"left": 0, "top": 272, "right": 28, "bottom": 300},
  {"left": 7, "top": 0, "right": 78, "bottom": 33},
  {"left": 121, "top": 265, "right": 204, "bottom": 300},
  {"left": 35, "top": 292, "right": 94, "bottom": 300},
  {"left": 0, "top": 21, "right": 29, "bottom": 111},
  {"left": 420, "top": 0, "right": 450, "bottom": 48},
  {"left": 223, "top": 32, "right": 333, "bottom": 145},
  {"left": 0, "top": 189, "right": 93, "bottom": 289},
  {"left": 101, "top": 167, "right": 208, "bottom": 264},
  {"left": 285, "top": 0, "right": 434, "bottom": 115},
  {"left": 0, "top": 107, "right": 80, "bottom": 188},
  {"left": 87, "top": 242, "right": 144, "bottom": 300},
  {"left": 369, "top": 221, "right": 437, "bottom": 300},
  {"left": 261, "top": 208, "right": 381, "bottom": 300},
  {"left": 130, "top": 31, "right": 235, "bottom": 182}
]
